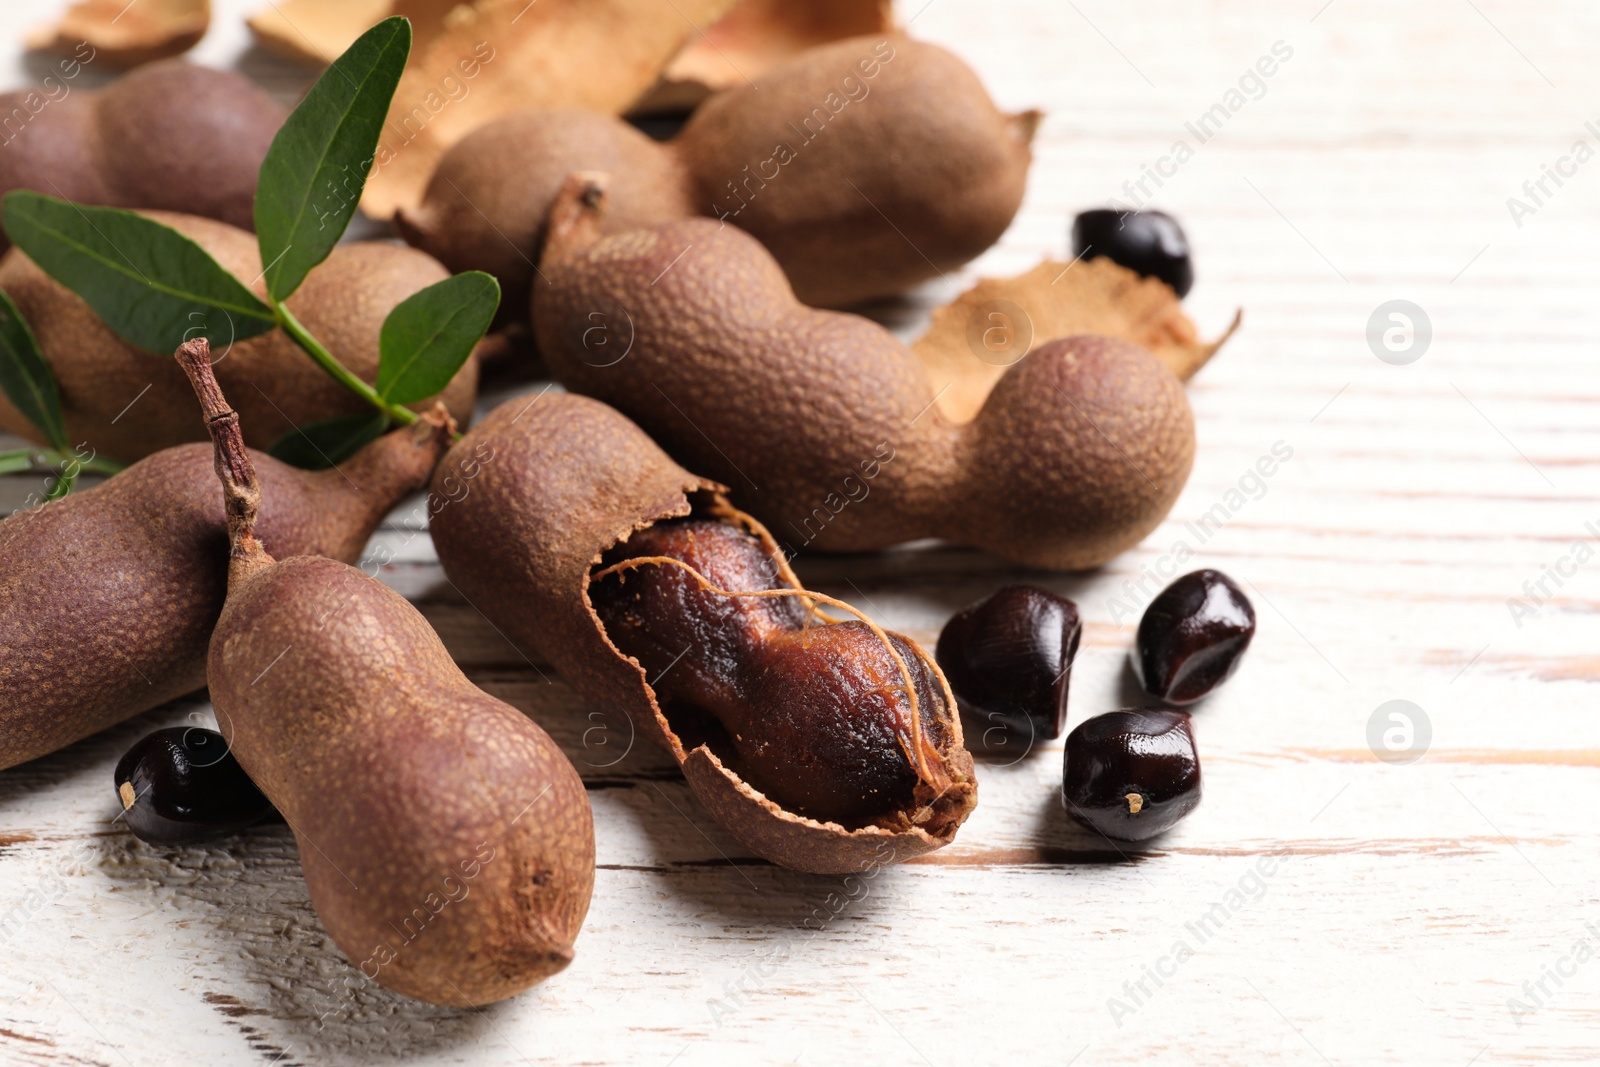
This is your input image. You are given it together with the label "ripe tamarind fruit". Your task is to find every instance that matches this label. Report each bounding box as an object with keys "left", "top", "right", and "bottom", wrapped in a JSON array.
[
  {"left": 0, "top": 413, "right": 452, "bottom": 771},
  {"left": 395, "top": 35, "right": 1037, "bottom": 316},
  {"left": 178, "top": 339, "right": 593, "bottom": 1007},
  {"left": 0, "top": 61, "right": 285, "bottom": 252},
  {"left": 0, "top": 210, "right": 478, "bottom": 463},
  {"left": 428, "top": 391, "right": 977, "bottom": 874},
  {"left": 533, "top": 175, "right": 1195, "bottom": 571}
]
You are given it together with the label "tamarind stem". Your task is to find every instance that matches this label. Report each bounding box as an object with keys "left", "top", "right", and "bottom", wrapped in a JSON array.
[
  {"left": 172, "top": 338, "right": 275, "bottom": 586},
  {"left": 543, "top": 172, "right": 610, "bottom": 269}
]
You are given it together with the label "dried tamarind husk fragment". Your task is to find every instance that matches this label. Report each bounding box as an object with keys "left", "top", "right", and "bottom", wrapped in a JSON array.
[
  {"left": 914, "top": 257, "right": 1242, "bottom": 423},
  {"left": 634, "top": 0, "right": 897, "bottom": 114},
  {"left": 359, "top": 0, "right": 741, "bottom": 220},
  {"left": 30, "top": 0, "right": 210, "bottom": 67}
]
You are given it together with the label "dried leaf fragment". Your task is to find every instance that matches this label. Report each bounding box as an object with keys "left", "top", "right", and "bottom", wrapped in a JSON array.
[
  {"left": 29, "top": 0, "right": 210, "bottom": 68},
  {"left": 913, "top": 257, "right": 1242, "bottom": 423},
  {"left": 247, "top": 0, "right": 395, "bottom": 64},
  {"left": 360, "top": 0, "right": 741, "bottom": 220},
  {"left": 635, "top": 0, "right": 896, "bottom": 114}
]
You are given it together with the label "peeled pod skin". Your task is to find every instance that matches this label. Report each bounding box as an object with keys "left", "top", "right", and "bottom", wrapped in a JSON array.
[
  {"left": 0, "top": 211, "right": 480, "bottom": 464},
  {"left": 0, "top": 416, "right": 451, "bottom": 771},
  {"left": 427, "top": 392, "right": 977, "bottom": 874},
  {"left": 177, "top": 341, "right": 594, "bottom": 1007},
  {"left": 394, "top": 35, "right": 1037, "bottom": 315},
  {"left": 532, "top": 175, "right": 1195, "bottom": 572},
  {"left": 0, "top": 60, "right": 285, "bottom": 252}
]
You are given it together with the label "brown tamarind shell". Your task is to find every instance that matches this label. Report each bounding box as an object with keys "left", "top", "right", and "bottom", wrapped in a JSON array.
[
  {"left": 395, "top": 35, "right": 1036, "bottom": 317},
  {"left": 429, "top": 392, "right": 977, "bottom": 874},
  {"left": 0, "top": 61, "right": 285, "bottom": 253},
  {"left": 531, "top": 175, "right": 1195, "bottom": 572},
  {"left": 0, "top": 415, "right": 453, "bottom": 771}
]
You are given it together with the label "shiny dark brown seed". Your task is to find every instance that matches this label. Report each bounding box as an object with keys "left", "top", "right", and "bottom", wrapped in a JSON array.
[
  {"left": 935, "top": 585, "right": 1081, "bottom": 748},
  {"left": 1135, "top": 569, "right": 1255, "bottom": 704},
  {"left": 1062, "top": 708, "right": 1200, "bottom": 841},
  {"left": 114, "top": 727, "right": 275, "bottom": 846},
  {"left": 1071, "top": 208, "right": 1194, "bottom": 297}
]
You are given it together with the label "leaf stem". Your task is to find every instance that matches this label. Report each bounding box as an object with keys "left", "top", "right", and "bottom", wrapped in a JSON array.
[
  {"left": 271, "top": 300, "right": 416, "bottom": 426},
  {"left": 44, "top": 470, "right": 76, "bottom": 501},
  {"left": 0, "top": 447, "right": 126, "bottom": 479}
]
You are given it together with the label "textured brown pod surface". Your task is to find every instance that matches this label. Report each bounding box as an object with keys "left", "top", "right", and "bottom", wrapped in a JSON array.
[
  {"left": 0, "top": 60, "right": 283, "bottom": 250},
  {"left": 0, "top": 211, "right": 479, "bottom": 463},
  {"left": 178, "top": 342, "right": 593, "bottom": 1007},
  {"left": 428, "top": 392, "right": 977, "bottom": 873},
  {"left": 213, "top": 555, "right": 595, "bottom": 1005},
  {"left": 0, "top": 416, "right": 450, "bottom": 771},
  {"left": 532, "top": 177, "right": 1195, "bottom": 571},
  {"left": 395, "top": 35, "right": 1036, "bottom": 314}
]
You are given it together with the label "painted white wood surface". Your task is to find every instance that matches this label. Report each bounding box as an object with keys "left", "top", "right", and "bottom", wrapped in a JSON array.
[{"left": 1, "top": 1, "right": 1597, "bottom": 1063}]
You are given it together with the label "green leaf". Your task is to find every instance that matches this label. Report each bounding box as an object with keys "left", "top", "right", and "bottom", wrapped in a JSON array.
[
  {"left": 0, "top": 290, "right": 67, "bottom": 451},
  {"left": 377, "top": 272, "right": 499, "bottom": 405},
  {"left": 2, "top": 193, "right": 277, "bottom": 355},
  {"left": 268, "top": 412, "right": 388, "bottom": 471},
  {"left": 44, "top": 469, "right": 75, "bottom": 501},
  {"left": 0, "top": 448, "right": 41, "bottom": 476},
  {"left": 255, "top": 16, "right": 411, "bottom": 303}
]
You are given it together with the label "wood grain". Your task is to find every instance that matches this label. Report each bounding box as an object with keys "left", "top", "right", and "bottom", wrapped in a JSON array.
[{"left": 1, "top": 0, "right": 1598, "bottom": 1063}]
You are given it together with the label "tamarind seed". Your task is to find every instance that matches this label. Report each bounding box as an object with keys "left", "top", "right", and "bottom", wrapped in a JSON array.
[
  {"left": 1062, "top": 709, "right": 1200, "bottom": 841},
  {"left": 935, "top": 585, "right": 1082, "bottom": 747},
  {"left": 114, "top": 727, "right": 275, "bottom": 847},
  {"left": 590, "top": 518, "right": 947, "bottom": 825},
  {"left": 1135, "top": 569, "right": 1255, "bottom": 705},
  {"left": 1071, "top": 208, "right": 1194, "bottom": 297}
]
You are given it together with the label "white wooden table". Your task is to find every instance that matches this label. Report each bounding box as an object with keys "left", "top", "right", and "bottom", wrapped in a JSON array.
[{"left": 1, "top": 1, "right": 1596, "bottom": 1063}]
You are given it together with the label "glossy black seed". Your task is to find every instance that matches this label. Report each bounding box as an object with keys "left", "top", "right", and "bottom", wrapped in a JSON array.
[
  {"left": 1071, "top": 208, "right": 1194, "bottom": 297},
  {"left": 936, "top": 585, "right": 1081, "bottom": 748},
  {"left": 114, "top": 727, "right": 275, "bottom": 846},
  {"left": 1135, "top": 569, "right": 1255, "bottom": 704},
  {"left": 1062, "top": 708, "right": 1200, "bottom": 841}
]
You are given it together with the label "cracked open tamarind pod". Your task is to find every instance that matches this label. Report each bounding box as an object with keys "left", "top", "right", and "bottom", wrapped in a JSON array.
[
  {"left": 591, "top": 519, "right": 956, "bottom": 825},
  {"left": 0, "top": 210, "right": 479, "bottom": 464},
  {"left": 395, "top": 35, "right": 1037, "bottom": 317},
  {"left": 533, "top": 174, "right": 1196, "bottom": 571},
  {"left": 428, "top": 392, "right": 977, "bottom": 874},
  {"left": 0, "top": 415, "right": 453, "bottom": 771},
  {"left": 178, "top": 340, "right": 594, "bottom": 1007},
  {"left": 0, "top": 60, "right": 285, "bottom": 252}
]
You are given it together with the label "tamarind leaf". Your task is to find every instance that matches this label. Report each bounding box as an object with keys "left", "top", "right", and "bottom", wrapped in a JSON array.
[
  {"left": 0, "top": 290, "right": 67, "bottom": 452},
  {"left": 1, "top": 192, "right": 277, "bottom": 355},
  {"left": 376, "top": 271, "right": 499, "bottom": 406},
  {"left": 0, "top": 449, "right": 40, "bottom": 476},
  {"left": 255, "top": 16, "right": 411, "bottom": 303},
  {"left": 268, "top": 411, "right": 388, "bottom": 471}
]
